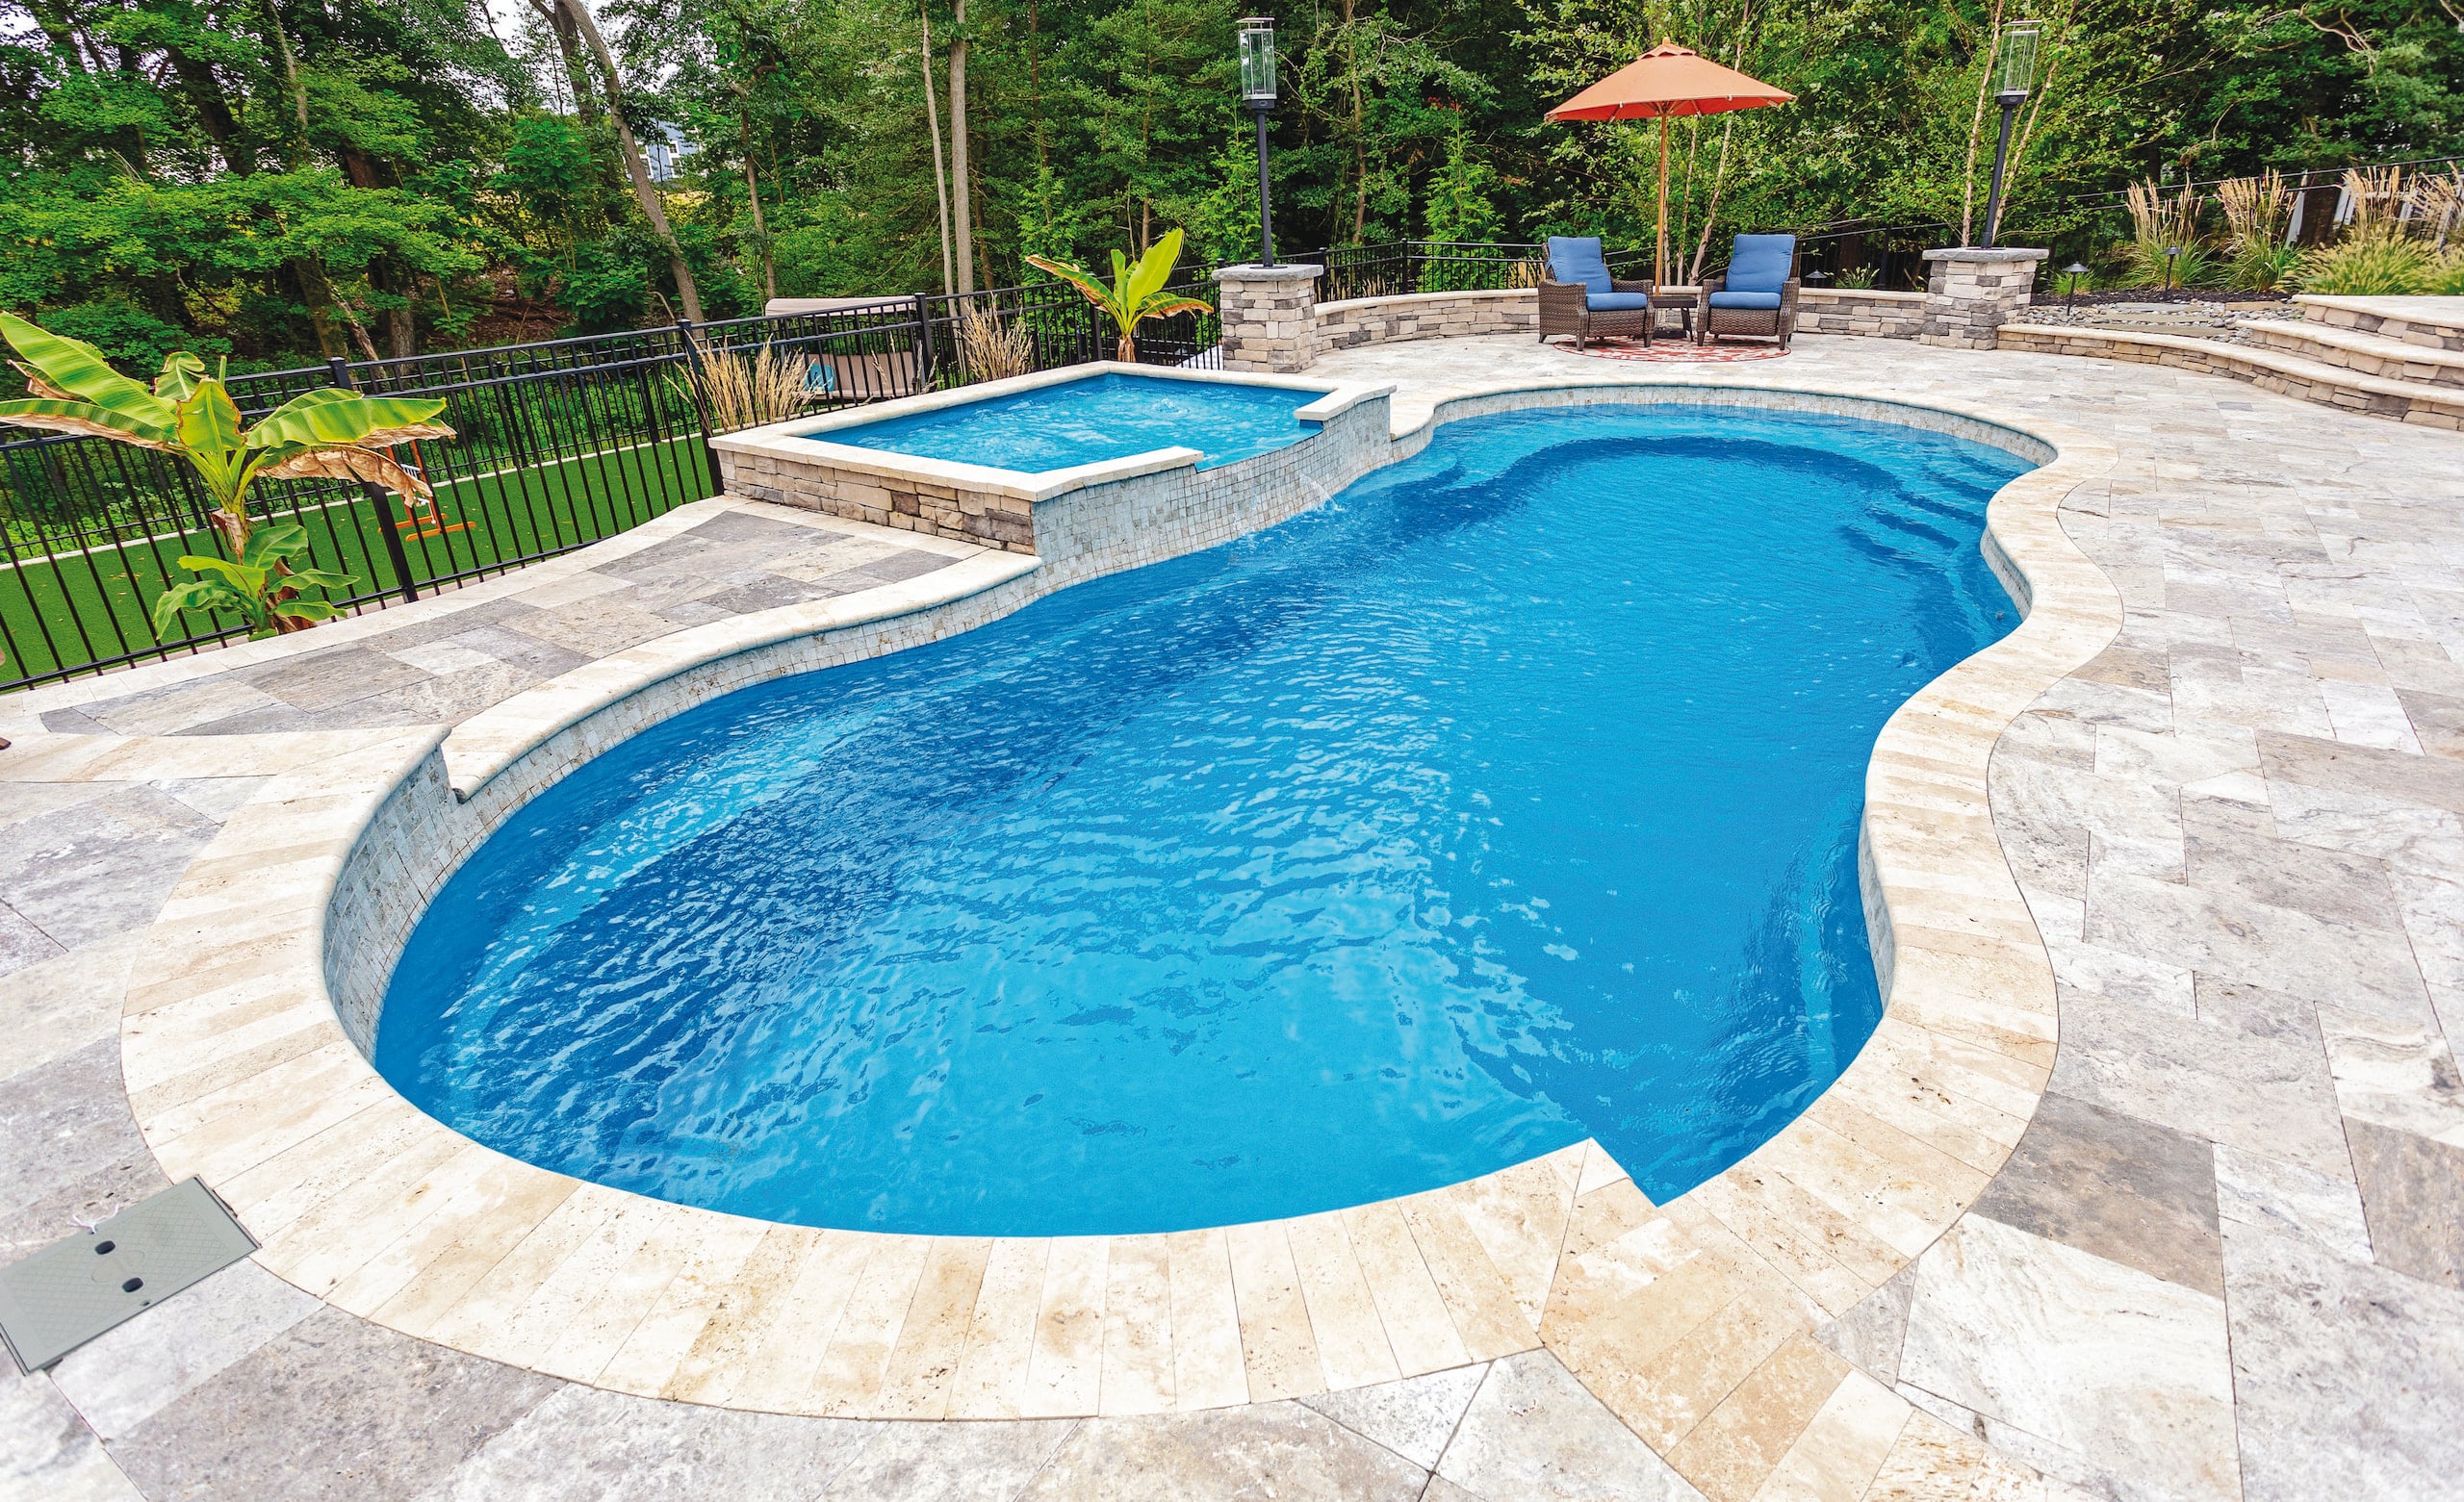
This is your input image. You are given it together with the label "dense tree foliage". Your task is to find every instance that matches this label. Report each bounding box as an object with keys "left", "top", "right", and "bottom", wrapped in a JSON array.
[{"left": 4, "top": 0, "right": 2457, "bottom": 367}]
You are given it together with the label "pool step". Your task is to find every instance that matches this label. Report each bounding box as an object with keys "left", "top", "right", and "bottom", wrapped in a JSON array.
[
  {"left": 1994, "top": 322, "right": 2464, "bottom": 430},
  {"left": 2297, "top": 293, "right": 2464, "bottom": 351},
  {"left": 2246, "top": 319, "right": 2464, "bottom": 389}
]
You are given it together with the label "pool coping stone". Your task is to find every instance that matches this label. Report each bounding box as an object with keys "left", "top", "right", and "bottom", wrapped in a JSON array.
[{"left": 92, "top": 369, "right": 2120, "bottom": 1498}]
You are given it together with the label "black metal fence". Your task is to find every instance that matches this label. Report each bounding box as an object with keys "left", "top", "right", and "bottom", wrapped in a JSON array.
[
  {"left": 0, "top": 277, "right": 1220, "bottom": 692},
  {"left": 1, "top": 228, "right": 1942, "bottom": 693}
]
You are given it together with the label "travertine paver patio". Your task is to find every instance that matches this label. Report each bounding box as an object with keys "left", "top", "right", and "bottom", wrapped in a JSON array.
[{"left": 3, "top": 331, "right": 2460, "bottom": 1501}]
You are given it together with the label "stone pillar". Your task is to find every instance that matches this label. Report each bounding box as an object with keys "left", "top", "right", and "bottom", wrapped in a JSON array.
[
  {"left": 1919, "top": 247, "right": 2047, "bottom": 349},
  {"left": 1212, "top": 263, "right": 1322, "bottom": 373}
]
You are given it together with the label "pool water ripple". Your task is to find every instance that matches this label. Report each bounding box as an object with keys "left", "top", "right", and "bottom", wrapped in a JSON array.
[{"left": 377, "top": 405, "right": 2028, "bottom": 1236}]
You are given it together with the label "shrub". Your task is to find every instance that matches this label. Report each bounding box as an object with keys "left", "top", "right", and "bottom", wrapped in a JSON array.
[
  {"left": 2428, "top": 250, "right": 2464, "bottom": 296},
  {"left": 2296, "top": 233, "right": 2433, "bottom": 295}
]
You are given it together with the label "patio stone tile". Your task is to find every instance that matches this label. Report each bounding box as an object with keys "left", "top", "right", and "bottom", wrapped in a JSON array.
[
  {"left": 2264, "top": 778, "right": 2464, "bottom": 878},
  {"left": 1, "top": 1362, "right": 142, "bottom": 1502},
  {"left": 2082, "top": 869, "right": 2432, "bottom": 1023},
  {"left": 333, "top": 661, "right": 545, "bottom": 726},
  {"left": 1299, "top": 1362, "right": 1488, "bottom": 1468},
  {"left": 695, "top": 574, "right": 834, "bottom": 617},
  {"left": 360, "top": 598, "right": 543, "bottom": 650},
  {"left": 0, "top": 785, "right": 220, "bottom": 953},
  {"left": 1965, "top": 1092, "right": 2220, "bottom": 1296},
  {"left": 2257, "top": 728, "right": 2464, "bottom": 814},
  {"left": 499, "top": 598, "right": 682, "bottom": 657},
  {"left": 240, "top": 645, "right": 432, "bottom": 713},
  {"left": 2221, "top": 1214, "right": 2464, "bottom": 1502},
  {"left": 1898, "top": 1215, "right": 2238, "bottom": 1502},
  {"left": 440, "top": 623, "right": 592, "bottom": 678},
  {"left": 2314, "top": 1004, "right": 2464, "bottom": 1139},
  {"left": 153, "top": 776, "right": 269, "bottom": 822},
  {"left": 0, "top": 901, "right": 66, "bottom": 983},
  {"left": 2393, "top": 687, "right": 2464, "bottom": 758},
  {"left": 2212, "top": 1142, "right": 2373, "bottom": 1262},
  {"left": 80, "top": 679, "right": 294, "bottom": 737},
  {"left": 817, "top": 1413, "right": 1075, "bottom": 1500},
  {"left": 1430, "top": 1352, "right": 1705, "bottom": 1502},
  {"left": 0, "top": 1037, "right": 167, "bottom": 1253},
  {"left": 50, "top": 1260, "right": 323, "bottom": 1439},
  {"left": 2342, "top": 1120, "right": 2464, "bottom": 1289},
  {"left": 1016, "top": 1401, "right": 1427, "bottom": 1501},
  {"left": 2040, "top": 977, "right": 2352, "bottom": 1186},
  {"left": 38, "top": 706, "right": 113, "bottom": 736},
  {"left": 0, "top": 929, "right": 141, "bottom": 1082},
  {"left": 2181, "top": 797, "right": 2404, "bottom": 930},
  {"left": 412, "top": 1382, "right": 883, "bottom": 1501},
  {"left": 106, "top": 1307, "right": 560, "bottom": 1502},
  {"left": 1811, "top": 1260, "right": 1916, "bottom": 1387}
]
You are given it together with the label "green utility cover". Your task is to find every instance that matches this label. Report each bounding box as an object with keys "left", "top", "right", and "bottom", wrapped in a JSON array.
[{"left": 0, "top": 1178, "right": 257, "bottom": 1373}]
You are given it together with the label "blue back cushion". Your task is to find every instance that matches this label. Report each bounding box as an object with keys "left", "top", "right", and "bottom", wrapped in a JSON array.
[
  {"left": 1548, "top": 237, "right": 1613, "bottom": 295},
  {"left": 1726, "top": 234, "right": 1796, "bottom": 294}
]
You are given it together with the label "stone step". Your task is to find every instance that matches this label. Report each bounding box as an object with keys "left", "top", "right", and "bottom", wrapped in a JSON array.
[
  {"left": 2243, "top": 319, "right": 2464, "bottom": 390},
  {"left": 1995, "top": 322, "right": 2464, "bottom": 430},
  {"left": 2297, "top": 294, "right": 2464, "bottom": 352}
]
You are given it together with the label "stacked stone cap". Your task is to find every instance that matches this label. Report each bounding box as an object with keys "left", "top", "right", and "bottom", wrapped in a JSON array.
[
  {"left": 1920, "top": 246, "right": 2048, "bottom": 350},
  {"left": 1216, "top": 262, "right": 1324, "bottom": 373}
]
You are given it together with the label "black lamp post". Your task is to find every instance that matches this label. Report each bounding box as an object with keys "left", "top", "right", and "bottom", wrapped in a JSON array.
[
  {"left": 1979, "top": 20, "right": 2041, "bottom": 248},
  {"left": 2063, "top": 261, "right": 2090, "bottom": 305},
  {"left": 1239, "top": 17, "right": 1277, "bottom": 267}
]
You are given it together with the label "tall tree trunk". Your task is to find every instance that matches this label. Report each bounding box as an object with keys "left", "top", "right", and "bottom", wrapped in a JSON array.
[
  {"left": 267, "top": 0, "right": 310, "bottom": 162},
  {"left": 166, "top": 47, "right": 254, "bottom": 173},
  {"left": 949, "top": 0, "right": 974, "bottom": 293},
  {"left": 920, "top": 5, "right": 957, "bottom": 296},
  {"left": 560, "top": 0, "right": 704, "bottom": 322},
  {"left": 533, "top": 0, "right": 603, "bottom": 126},
  {"left": 738, "top": 110, "right": 777, "bottom": 304}
]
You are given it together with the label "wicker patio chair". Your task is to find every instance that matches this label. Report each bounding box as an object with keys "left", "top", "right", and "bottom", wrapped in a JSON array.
[
  {"left": 1536, "top": 236, "right": 1656, "bottom": 351},
  {"left": 1693, "top": 234, "right": 1801, "bottom": 349}
]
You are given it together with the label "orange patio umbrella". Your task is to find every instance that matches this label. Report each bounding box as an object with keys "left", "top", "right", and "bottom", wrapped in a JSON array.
[{"left": 1546, "top": 42, "right": 1795, "bottom": 289}]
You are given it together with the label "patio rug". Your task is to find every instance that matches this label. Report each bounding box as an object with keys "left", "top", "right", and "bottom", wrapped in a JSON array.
[{"left": 1570, "top": 339, "right": 1789, "bottom": 363}]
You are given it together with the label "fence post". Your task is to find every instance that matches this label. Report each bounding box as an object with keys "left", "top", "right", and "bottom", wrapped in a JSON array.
[
  {"left": 673, "top": 318, "right": 727, "bottom": 492},
  {"left": 911, "top": 295, "right": 939, "bottom": 389},
  {"left": 324, "top": 358, "right": 421, "bottom": 604}
]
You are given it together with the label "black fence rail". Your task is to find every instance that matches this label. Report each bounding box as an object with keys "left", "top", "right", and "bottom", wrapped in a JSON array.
[{"left": 0, "top": 276, "right": 1220, "bottom": 692}]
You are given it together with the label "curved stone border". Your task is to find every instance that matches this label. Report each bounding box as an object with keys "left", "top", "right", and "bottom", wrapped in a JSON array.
[{"left": 116, "top": 376, "right": 2118, "bottom": 1489}]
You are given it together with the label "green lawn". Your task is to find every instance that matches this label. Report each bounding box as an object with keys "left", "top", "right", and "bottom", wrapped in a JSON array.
[{"left": 0, "top": 433, "right": 712, "bottom": 686}]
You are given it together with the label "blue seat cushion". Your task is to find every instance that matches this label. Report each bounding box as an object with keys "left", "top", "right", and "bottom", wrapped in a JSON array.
[
  {"left": 804, "top": 362, "right": 837, "bottom": 393},
  {"left": 1707, "top": 290, "right": 1783, "bottom": 310},
  {"left": 1725, "top": 234, "right": 1803, "bottom": 295},
  {"left": 1723, "top": 234, "right": 1796, "bottom": 296},
  {"left": 1547, "top": 236, "right": 1613, "bottom": 295},
  {"left": 1587, "top": 291, "right": 1652, "bottom": 312}
]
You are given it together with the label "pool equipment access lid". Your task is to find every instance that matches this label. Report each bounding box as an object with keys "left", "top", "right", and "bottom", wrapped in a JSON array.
[{"left": 0, "top": 1177, "right": 257, "bottom": 1372}]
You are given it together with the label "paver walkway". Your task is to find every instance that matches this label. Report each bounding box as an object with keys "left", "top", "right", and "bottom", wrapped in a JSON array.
[{"left": 4, "top": 332, "right": 2460, "bottom": 1501}]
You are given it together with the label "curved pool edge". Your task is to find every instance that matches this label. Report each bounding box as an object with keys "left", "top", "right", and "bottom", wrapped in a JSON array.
[{"left": 115, "top": 375, "right": 2121, "bottom": 1433}]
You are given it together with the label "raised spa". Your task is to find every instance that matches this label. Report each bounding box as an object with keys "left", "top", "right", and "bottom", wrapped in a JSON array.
[
  {"left": 376, "top": 404, "right": 2030, "bottom": 1238},
  {"left": 808, "top": 369, "right": 1320, "bottom": 473}
]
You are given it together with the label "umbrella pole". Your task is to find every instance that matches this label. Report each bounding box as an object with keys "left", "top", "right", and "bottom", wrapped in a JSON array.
[{"left": 1656, "top": 114, "right": 1670, "bottom": 289}]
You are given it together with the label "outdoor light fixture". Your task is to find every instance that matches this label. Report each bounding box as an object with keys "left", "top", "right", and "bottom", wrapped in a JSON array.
[
  {"left": 1239, "top": 17, "right": 1278, "bottom": 267},
  {"left": 1979, "top": 19, "right": 2042, "bottom": 248},
  {"left": 2164, "top": 244, "right": 2181, "bottom": 293},
  {"left": 2063, "top": 260, "right": 2090, "bottom": 304}
]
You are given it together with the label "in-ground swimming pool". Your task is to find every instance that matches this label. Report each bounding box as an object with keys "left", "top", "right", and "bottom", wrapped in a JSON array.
[
  {"left": 377, "top": 404, "right": 2029, "bottom": 1238},
  {"left": 808, "top": 370, "right": 1319, "bottom": 473}
]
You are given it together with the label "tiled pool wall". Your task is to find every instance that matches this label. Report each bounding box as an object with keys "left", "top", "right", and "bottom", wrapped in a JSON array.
[
  {"left": 324, "top": 381, "right": 1399, "bottom": 1050},
  {"left": 326, "top": 379, "right": 2056, "bottom": 1073}
]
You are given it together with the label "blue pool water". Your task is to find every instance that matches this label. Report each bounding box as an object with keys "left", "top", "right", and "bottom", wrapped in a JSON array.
[
  {"left": 810, "top": 371, "right": 1317, "bottom": 472},
  {"left": 377, "top": 405, "right": 2028, "bottom": 1237}
]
